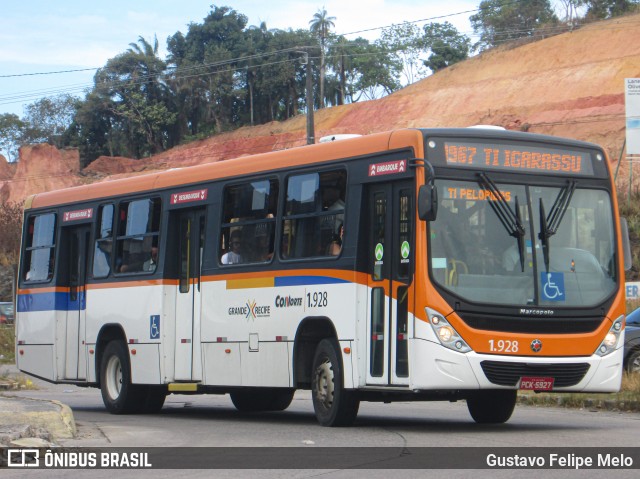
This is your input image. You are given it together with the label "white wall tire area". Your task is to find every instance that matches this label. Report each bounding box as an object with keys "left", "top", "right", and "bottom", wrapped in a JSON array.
[
  {"left": 311, "top": 338, "right": 359, "bottom": 427},
  {"left": 100, "top": 340, "right": 144, "bottom": 414},
  {"left": 466, "top": 389, "right": 517, "bottom": 424}
]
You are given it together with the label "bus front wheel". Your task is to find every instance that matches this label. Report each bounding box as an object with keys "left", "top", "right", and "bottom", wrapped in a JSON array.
[
  {"left": 466, "top": 389, "right": 517, "bottom": 424},
  {"left": 311, "top": 338, "right": 359, "bottom": 427},
  {"left": 100, "top": 340, "right": 143, "bottom": 414}
]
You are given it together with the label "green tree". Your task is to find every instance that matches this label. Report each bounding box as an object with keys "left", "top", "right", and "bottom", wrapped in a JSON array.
[
  {"left": 90, "top": 35, "right": 174, "bottom": 158},
  {"left": 0, "top": 113, "right": 25, "bottom": 162},
  {"left": 579, "top": 0, "right": 639, "bottom": 19},
  {"left": 422, "top": 22, "right": 470, "bottom": 73},
  {"left": 22, "top": 94, "right": 78, "bottom": 148},
  {"left": 253, "top": 28, "right": 312, "bottom": 120},
  {"left": 71, "top": 89, "right": 123, "bottom": 166},
  {"left": 378, "top": 22, "right": 427, "bottom": 85},
  {"left": 327, "top": 36, "right": 350, "bottom": 105},
  {"left": 0, "top": 201, "right": 23, "bottom": 268},
  {"left": 557, "top": 0, "right": 581, "bottom": 23},
  {"left": 470, "top": 0, "right": 558, "bottom": 51},
  {"left": 309, "top": 7, "right": 336, "bottom": 109},
  {"left": 327, "top": 37, "right": 400, "bottom": 102},
  {"left": 0, "top": 200, "right": 23, "bottom": 302},
  {"left": 166, "top": 6, "right": 248, "bottom": 138}
]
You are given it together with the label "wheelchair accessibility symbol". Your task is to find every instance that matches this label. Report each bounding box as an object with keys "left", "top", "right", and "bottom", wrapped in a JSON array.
[
  {"left": 541, "top": 272, "right": 565, "bottom": 301},
  {"left": 150, "top": 315, "right": 160, "bottom": 339}
]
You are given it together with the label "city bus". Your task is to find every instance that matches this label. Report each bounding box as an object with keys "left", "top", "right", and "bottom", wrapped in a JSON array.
[{"left": 15, "top": 128, "right": 631, "bottom": 426}]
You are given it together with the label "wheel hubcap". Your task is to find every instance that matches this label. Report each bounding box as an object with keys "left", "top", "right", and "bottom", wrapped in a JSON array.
[
  {"left": 314, "top": 359, "right": 335, "bottom": 410},
  {"left": 105, "top": 356, "right": 123, "bottom": 400}
]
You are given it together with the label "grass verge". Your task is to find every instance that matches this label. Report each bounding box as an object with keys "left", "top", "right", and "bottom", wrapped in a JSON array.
[
  {"left": 0, "top": 325, "right": 14, "bottom": 364},
  {"left": 518, "top": 373, "right": 640, "bottom": 412}
]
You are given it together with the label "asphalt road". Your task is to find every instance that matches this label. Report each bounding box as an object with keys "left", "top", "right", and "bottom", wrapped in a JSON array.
[{"left": 3, "top": 369, "right": 639, "bottom": 478}]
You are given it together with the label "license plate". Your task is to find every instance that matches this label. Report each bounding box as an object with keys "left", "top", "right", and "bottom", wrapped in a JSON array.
[{"left": 519, "top": 376, "right": 554, "bottom": 391}]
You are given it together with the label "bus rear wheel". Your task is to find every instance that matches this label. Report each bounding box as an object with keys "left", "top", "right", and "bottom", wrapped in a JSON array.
[
  {"left": 466, "top": 390, "right": 517, "bottom": 424},
  {"left": 230, "top": 389, "right": 295, "bottom": 412},
  {"left": 100, "top": 340, "right": 144, "bottom": 414},
  {"left": 311, "top": 338, "right": 359, "bottom": 427}
]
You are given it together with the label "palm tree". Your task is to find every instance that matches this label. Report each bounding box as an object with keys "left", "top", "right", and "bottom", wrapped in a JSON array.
[{"left": 309, "top": 7, "right": 336, "bottom": 109}]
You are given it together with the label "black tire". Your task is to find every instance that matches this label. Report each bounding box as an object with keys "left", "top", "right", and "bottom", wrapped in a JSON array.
[
  {"left": 627, "top": 349, "right": 640, "bottom": 374},
  {"left": 230, "top": 388, "right": 295, "bottom": 412},
  {"left": 100, "top": 340, "right": 144, "bottom": 414},
  {"left": 140, "top": 386, "right": 167, "bottom": 413},
  {"left": 311, "top": 338, "right": 359, "bottom": 427},
  {"left": 466, "top": 389, "right": 517, "bottom": 424}
]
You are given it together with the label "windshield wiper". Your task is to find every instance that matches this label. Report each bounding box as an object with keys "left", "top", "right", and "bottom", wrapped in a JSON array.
[
  {"left": 478, "top": 173, "right": 526, "bottom": 272},
  {"left": 538, "top": 180, "right": 576, "bottom": 271}
]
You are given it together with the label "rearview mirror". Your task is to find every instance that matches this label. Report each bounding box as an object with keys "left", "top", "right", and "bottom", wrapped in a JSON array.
[
  {"left": 418, "top": 161, "right": 437, "bottom": 221},
  {"left": 620, "top": 217, "right": 632, "bottom": 271}
]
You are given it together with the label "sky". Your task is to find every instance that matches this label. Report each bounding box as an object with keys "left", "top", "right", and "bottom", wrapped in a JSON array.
[{"left": 0, "top": 0, "right": 479, "bottom": 118}]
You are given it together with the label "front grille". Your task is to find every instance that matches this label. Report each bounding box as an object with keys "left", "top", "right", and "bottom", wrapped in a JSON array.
[
  {"left": 461, "top": 314, "right": 603, "bottom": 334},
  {"left": 480, "top": 360, "right": 590, "bottom": 387}
]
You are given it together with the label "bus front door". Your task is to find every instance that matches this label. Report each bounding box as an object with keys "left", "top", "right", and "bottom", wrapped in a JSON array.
[
  {"left": 366, "top": 181, "right": 413, "bottom": 386},
  {"left": 174, "top": 208, "right": 206, "bottom": 381},
  {"left": 63, "top": 225, "right": 90, "bottom": 380}
]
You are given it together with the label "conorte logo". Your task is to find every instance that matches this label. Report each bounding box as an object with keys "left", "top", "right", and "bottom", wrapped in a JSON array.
[{"left": 8, "top": 449, "right": 40, "bottom": 468}]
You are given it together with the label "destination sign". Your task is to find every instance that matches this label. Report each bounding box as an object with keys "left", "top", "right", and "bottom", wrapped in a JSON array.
[
  {"left": 445, "top": 186, "right": 513, "bottom": 202},
  {"left": 441, "top": 141, "right": 595, "bottom": 176},
  {"left": 63, "top": 208, "right": 94, "bottom": 222},
  {"left": 170, "top": 188, "right": 208, "bottom": 205}
]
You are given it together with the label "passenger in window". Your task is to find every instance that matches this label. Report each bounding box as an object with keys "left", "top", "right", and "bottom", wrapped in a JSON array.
[
  {"left": 119, "top": 254, "right": 143, "bottom": 273},
  {"left": 323, "top": 185, "right": 345, "bottom": 241},
  {"left": 221, "top": 230, "right": 243, "bottom": 264},
  {"left": 253, "top": 223, "right": 273, "bottom": 262},
  {"left": 328, "top": 223, "right": 344, "bottom": 256},
  {"left": 144, "top": 246, "right": 159, "bottom": 272},
  {"left": 324, "top": 186, "right": 345, "bottom": 212}
]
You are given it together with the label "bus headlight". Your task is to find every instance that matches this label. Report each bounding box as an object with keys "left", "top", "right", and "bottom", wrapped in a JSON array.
[
  {"left": 595, "top": 316, "right": 624, "bottom": 357},
  {"left": 427, "top": 308, "right": 471, "bottom": 353}
]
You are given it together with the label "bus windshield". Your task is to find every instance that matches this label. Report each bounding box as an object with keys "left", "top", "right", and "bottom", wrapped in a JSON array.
[{"left": 429, "top": 179, "right": 617, "bottom": 307}]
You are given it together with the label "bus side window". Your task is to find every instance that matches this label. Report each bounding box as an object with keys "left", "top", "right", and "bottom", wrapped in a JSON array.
[
  {"left": 282, "top": 170, "right": 346, "bottom": 259},
  {"left": 115, "top": 198, "right": 161, "bottom": 274},
  {"left": 23, "top": 213, "right": 57, "bottom": 283},
  {"left": 93, "top": 204, "right": 114, "bottom": 278},
  {"left": 219, "top": 179, "right": 278, "bottom": 265}
]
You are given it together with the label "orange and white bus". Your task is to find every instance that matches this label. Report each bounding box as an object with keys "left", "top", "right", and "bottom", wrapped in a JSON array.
[{"left": 16, "top": 128, "right": 631, "bottom": 426}]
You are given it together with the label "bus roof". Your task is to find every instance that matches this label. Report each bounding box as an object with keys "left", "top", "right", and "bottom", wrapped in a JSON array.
[
  {"left": 26, "top": 127, "right": 605, "bottom": 210},
  {"left": 28, "top": 129, "right": 424, "bottom": 210}
]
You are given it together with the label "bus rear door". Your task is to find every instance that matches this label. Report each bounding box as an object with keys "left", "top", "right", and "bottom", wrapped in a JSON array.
[
  {"left": 174, "top": 208, "right": 206, "bottom": 381},
  {"left": 62, "top": 224, "right": 91, "bottom": 380}
]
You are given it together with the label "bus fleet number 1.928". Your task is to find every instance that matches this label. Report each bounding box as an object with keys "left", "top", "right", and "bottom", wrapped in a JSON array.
[
  {"left": 488, "top": 339, "right": 519, "bottom": 353},
  {"left": 306, "top": 291, "right": 328, "bottom": 308}
]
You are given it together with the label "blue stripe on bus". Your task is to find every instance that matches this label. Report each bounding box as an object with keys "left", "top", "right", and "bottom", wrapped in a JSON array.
[
  {"left": 274, "top": 276, "right": 349, "bottom": 287},
  {"left": 18, "top": 275, "right": 345, "bottom": 313},
  {"left": 17, "top": 292, "right": 86, "bottom": 313}
]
